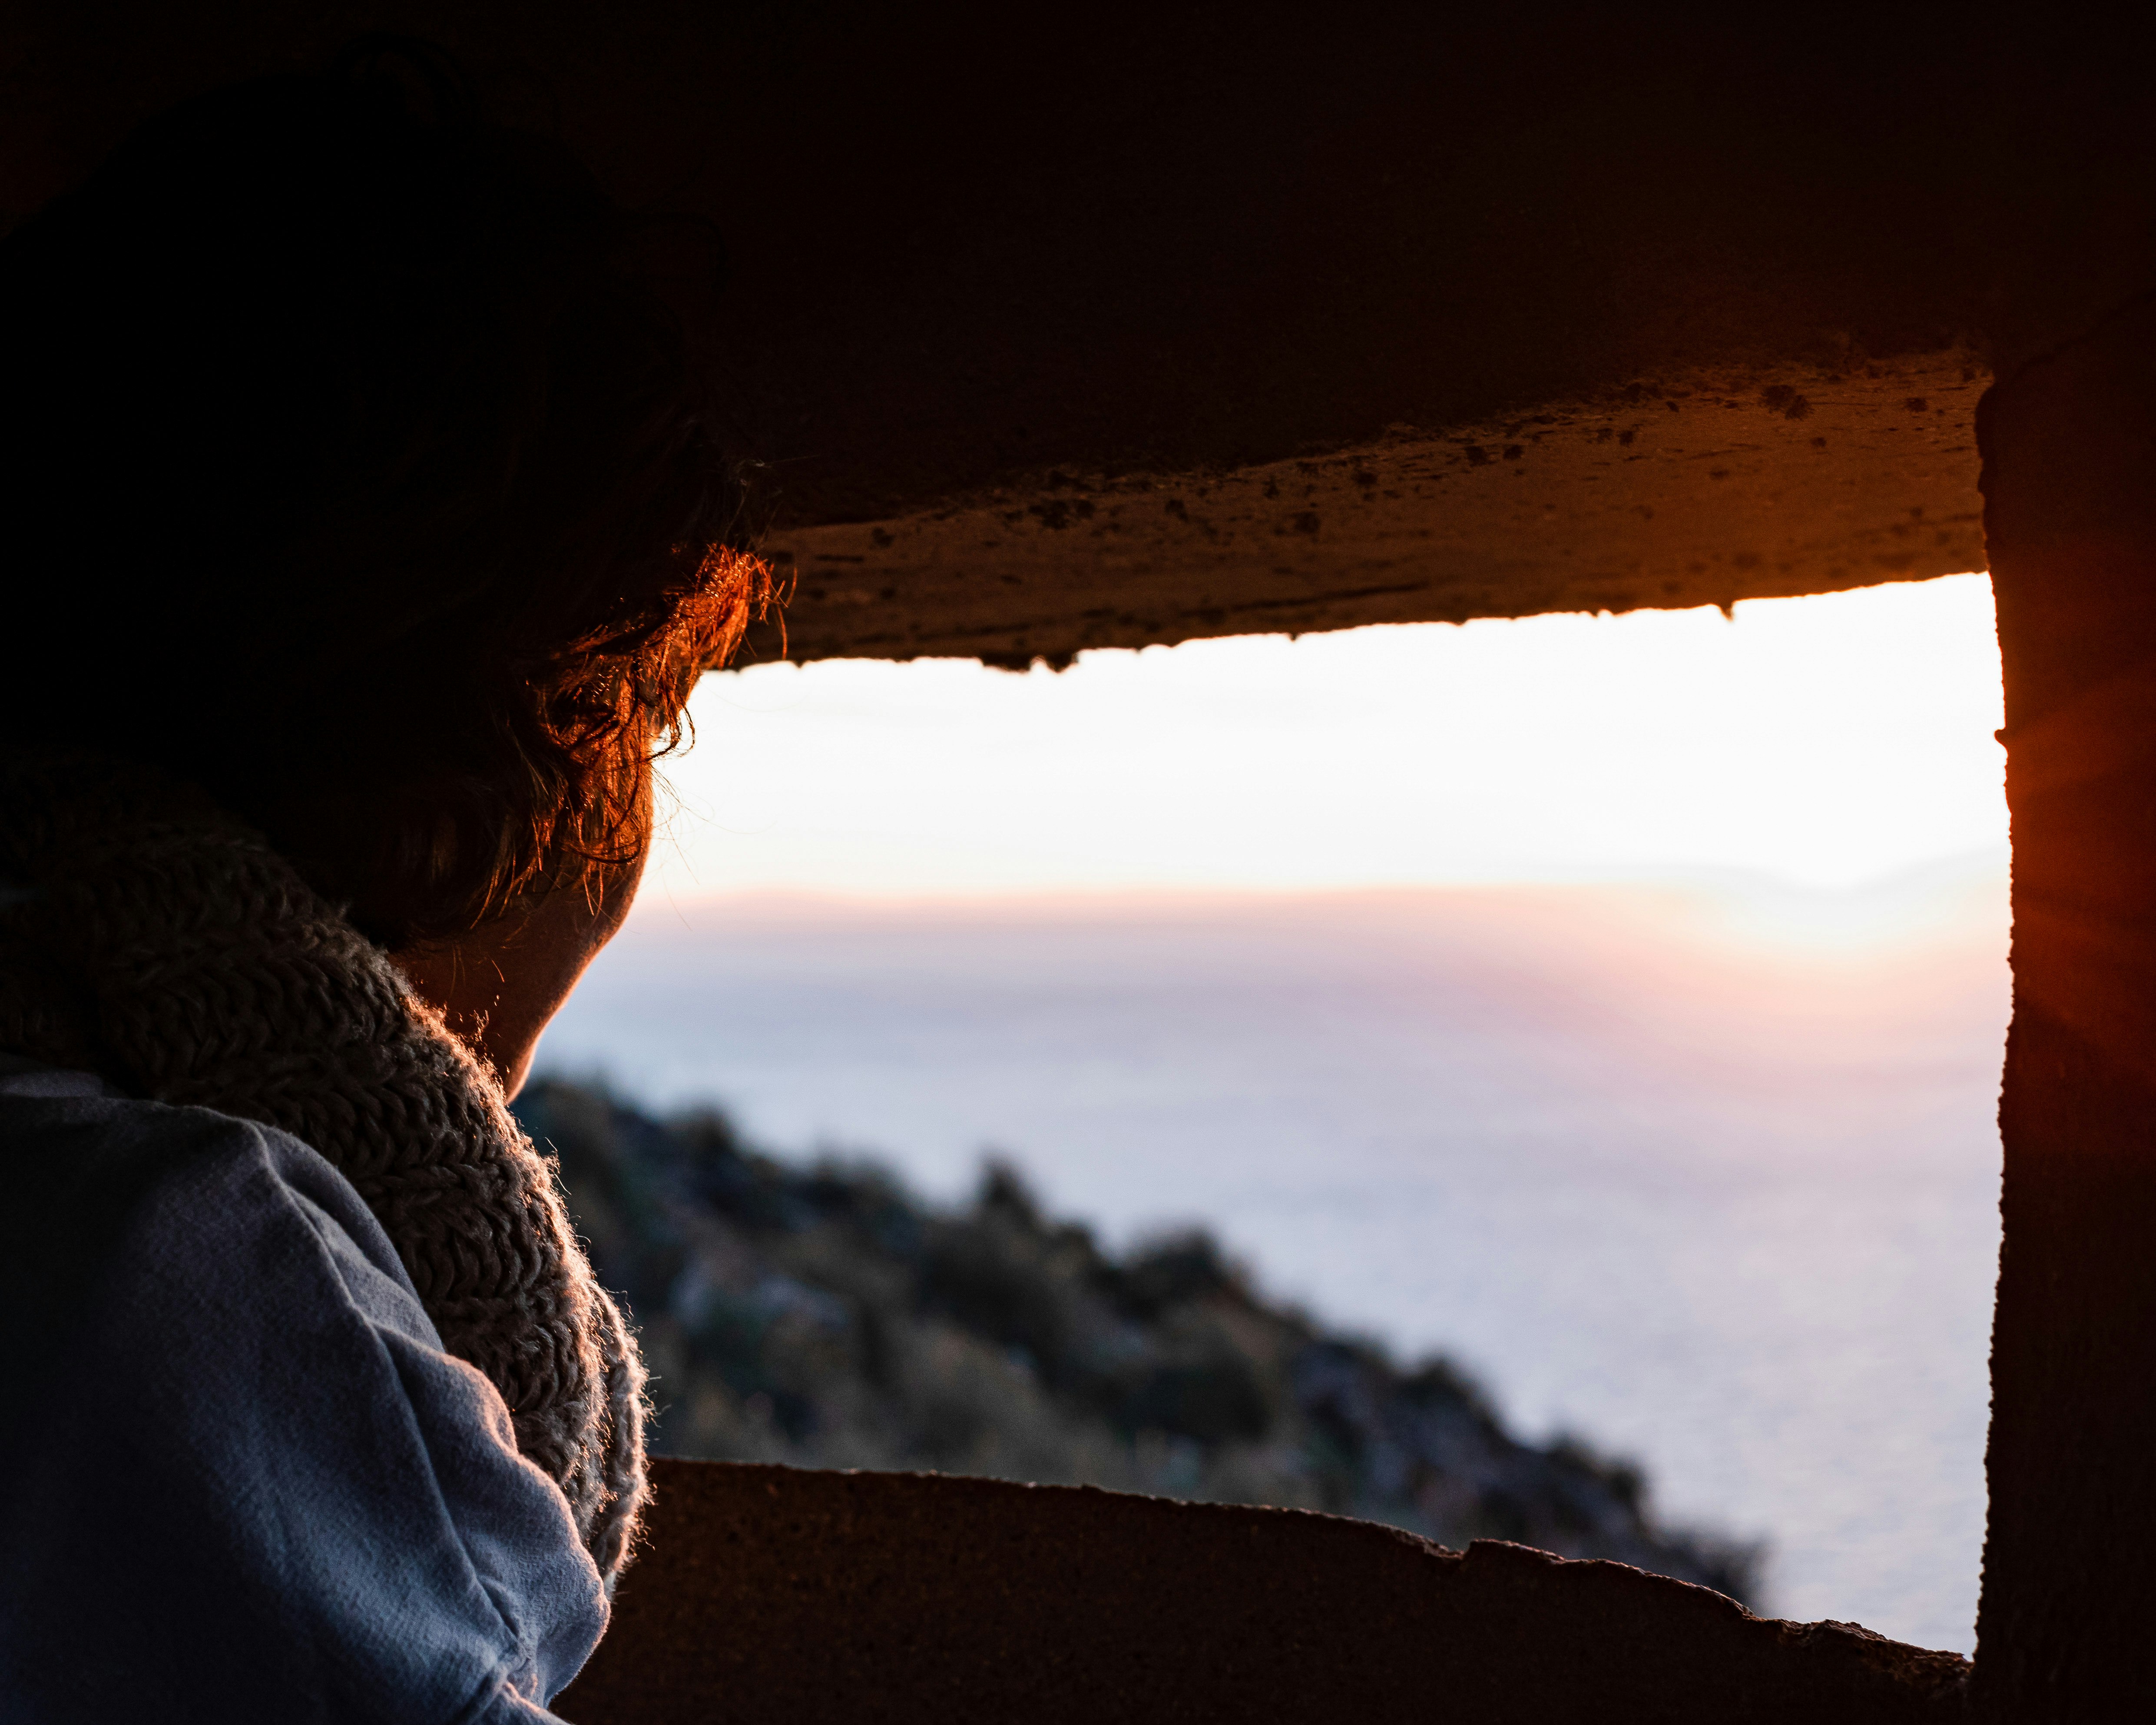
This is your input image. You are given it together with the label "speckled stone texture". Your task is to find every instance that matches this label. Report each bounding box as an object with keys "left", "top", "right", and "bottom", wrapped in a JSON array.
[{"left": 556, "top": 1459, "right": 1966, "bottom": 1724}]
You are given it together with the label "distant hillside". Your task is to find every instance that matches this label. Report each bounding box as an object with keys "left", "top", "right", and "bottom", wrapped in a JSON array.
[{"left": 518, "top": 1078, "right": 1760, "bottom": 1602}]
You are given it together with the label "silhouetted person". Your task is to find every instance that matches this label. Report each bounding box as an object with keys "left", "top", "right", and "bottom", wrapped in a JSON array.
[{"left": 0, "top": 41, "right": 767, "bottom": 1720}]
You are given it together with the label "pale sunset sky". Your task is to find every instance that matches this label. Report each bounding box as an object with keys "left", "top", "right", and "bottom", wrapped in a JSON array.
[{"left": 643, "top": 572, "right": 2007, "bottom": 922}]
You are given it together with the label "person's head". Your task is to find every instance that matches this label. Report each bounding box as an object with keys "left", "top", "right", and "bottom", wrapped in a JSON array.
[{"left": 0, "top": 40, "right": 771, "bottom": 1084}]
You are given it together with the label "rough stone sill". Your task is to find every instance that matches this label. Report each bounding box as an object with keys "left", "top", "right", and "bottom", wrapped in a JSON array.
[{"left": 559, "top": 1457, "right": 1967, "bottom": 1723}]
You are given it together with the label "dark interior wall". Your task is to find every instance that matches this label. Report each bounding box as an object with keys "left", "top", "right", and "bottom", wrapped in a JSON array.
[
  {"left": 1977, "top": 291, "right": 2156, "bottom": 1720},
  {"left": 6, "top": 5, "right": 2147, "bottom": 531},
  {"left": 11, "top": 7, "right": 2153, "bottom": 660}
]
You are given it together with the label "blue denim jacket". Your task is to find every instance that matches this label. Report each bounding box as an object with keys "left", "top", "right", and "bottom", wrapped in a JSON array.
[{"left": 0, "top": 1062, "right": 609, "bottom": 1722}]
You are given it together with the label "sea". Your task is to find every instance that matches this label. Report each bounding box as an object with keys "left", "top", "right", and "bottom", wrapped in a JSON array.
[{"left": 536, "top": 857, "right": 2009, "bottom": 1654}]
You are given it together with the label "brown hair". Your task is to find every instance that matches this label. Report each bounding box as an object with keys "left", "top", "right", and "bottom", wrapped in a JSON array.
[{"left": 0, "top": 40, "right": 775, "bottom": 946}]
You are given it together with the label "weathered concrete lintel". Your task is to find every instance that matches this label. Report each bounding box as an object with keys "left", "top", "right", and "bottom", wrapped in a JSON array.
[{"left": 745, "top": 354, "right": 1988, "bottom": 670}]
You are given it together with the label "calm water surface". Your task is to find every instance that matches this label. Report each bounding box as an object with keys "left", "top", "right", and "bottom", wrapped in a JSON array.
[{"left": 540, "top": 870, "right": 2007, "bottom": 1653}]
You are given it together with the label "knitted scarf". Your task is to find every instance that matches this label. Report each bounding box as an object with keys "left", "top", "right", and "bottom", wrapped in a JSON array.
[{"left": 0, "top": 753, "right": 646, "bottom": 1582}]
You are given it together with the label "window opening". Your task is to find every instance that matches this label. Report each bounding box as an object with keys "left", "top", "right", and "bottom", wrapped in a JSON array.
[{"left": 540, "top": 574, "right": 2007, "bottom": 1653}]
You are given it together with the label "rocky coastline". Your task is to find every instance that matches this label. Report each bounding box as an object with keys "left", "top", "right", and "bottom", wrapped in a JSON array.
[{"left": 518, "top": 1077, "right": 1760, "bottom": 1602}]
